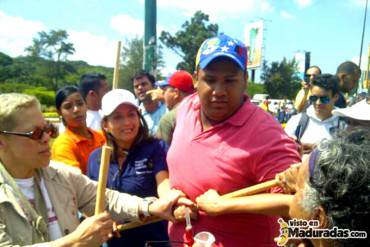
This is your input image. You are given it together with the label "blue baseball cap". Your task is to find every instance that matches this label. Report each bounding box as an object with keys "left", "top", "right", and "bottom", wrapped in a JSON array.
[
  {"left": 155, "top": 80, "right": 168, "bottom": 88},
  {"left": 195, "top": 33, "right": 248, "bottom": 71}
]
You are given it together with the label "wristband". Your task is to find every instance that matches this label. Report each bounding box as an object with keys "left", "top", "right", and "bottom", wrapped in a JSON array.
[{"left": 141, "top": 197, "right": 157, "bottom": 217}]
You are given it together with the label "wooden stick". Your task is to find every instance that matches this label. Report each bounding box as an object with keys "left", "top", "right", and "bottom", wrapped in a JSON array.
[
  {"left": 221, "top": 179, "right": 279, "bottom": 199},
  {"left": 112, "top": 41, "right": 122, "bottom": 90},
  {"left": 116, "top": 178, "right": 279, "bottom": 231},
  {"left": 94, "top": 145, "right": 112, "bottom": 215}
]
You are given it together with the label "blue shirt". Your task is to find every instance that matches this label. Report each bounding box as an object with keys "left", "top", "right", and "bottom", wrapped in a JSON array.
[
  {"left": 87, "top": 138, "right": 169, "bottom": 246},
  {"left": 140, "top": 102, "right": 168, "bottom": 135},
  {"left": 88, "top": 138, "right": 168, "bottom": 197}
]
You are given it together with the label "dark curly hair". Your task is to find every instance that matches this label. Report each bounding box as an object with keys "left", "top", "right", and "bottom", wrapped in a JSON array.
[
  {"left": 308, "top": 128, "right": 370, "bottom": 246},
  {"left": 311, "top": 73, "right": 340, "bottom": 96},
  {"left": 131, "top": 70, "right": 156, "bottom": 86}
]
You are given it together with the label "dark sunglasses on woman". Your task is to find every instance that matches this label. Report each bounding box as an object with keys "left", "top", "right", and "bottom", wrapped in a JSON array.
[{"left": 0, "top": 122, "right": 58, "bottom": 140}]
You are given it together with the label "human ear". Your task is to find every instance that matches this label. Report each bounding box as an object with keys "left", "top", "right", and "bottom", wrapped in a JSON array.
[
  {"left": 193, "top": 70, "right": 199, "bottom": 89},
  {"left": 313, "top": 206, "right": 329, "bottom": 228}
]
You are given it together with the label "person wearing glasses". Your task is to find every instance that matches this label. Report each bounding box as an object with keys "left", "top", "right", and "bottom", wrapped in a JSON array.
[
  {"left": 0, "top": 93, "right": 188, "bottom": 247},
  {"left": 294, "top": 66, "right": 322, "bottom": 113},
  {"left": 51, "top": 86, "right": 105, "bottom": 174},
  {"left": 87, "top": 89, "right": 171, "bottom": 247},
  {"left": 285, "top": 74, "right": 342, "bottom": 154}
]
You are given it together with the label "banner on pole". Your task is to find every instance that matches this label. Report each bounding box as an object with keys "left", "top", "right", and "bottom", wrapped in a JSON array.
[{"left": 245, "top": 20, "right": 264, "bottom": 69}]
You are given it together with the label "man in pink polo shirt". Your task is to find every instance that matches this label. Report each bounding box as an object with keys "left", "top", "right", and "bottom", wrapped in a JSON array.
[{"left": 167, "top": 33, "right": 301, "bottom": 247}]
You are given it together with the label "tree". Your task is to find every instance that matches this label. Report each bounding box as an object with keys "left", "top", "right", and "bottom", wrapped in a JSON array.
[
  {"left": 261, "top": 59, "right": 301, "bottom": 99},
  {"left": 0, "top": 52, "right": 13, "bottom": 82},
  {"left": 160, "top": 11, "right": 218, "bottom": 72},
  {"left": 119, "top": 37, "right": 163, "bottom": 92},
  {"left": 25, "top": 29, "right": 76, "bottom": 90},
  {"left": 247, "top": 81, "right": 266, "bottom": 97}
]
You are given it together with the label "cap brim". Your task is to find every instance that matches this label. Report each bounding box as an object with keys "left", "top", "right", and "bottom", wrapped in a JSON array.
[
  {"left": 156, "top": 80, "right": 169, "bottom": 88},
  {"left": 199, "top": 52, "right": 246, "bottom": 71},
  {"left": 102, "top": 101, "right": 138, "bottom": 117},
  {"left": 332, "top": 100, "right": 370, "bottom": 121}
]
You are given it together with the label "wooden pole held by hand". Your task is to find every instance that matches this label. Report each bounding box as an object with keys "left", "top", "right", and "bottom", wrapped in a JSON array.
[
  {"left": 116, "top": 178, "right": 279, "bottom": 231},
  {"left": 220, "top": 179, "right": 279, "bottom": 199},
  {"left": 94, "top": 145, "right": 112, "bottom": 215}
]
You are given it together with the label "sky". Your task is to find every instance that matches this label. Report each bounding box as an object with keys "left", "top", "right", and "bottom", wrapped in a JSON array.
[{"left": 0, "top": 0, "right": 369, "bottom": 81}]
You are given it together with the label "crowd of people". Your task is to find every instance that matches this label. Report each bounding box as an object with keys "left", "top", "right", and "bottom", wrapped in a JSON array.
[{"left": 0, "top": 33, "right": 369, "bottom": 247}]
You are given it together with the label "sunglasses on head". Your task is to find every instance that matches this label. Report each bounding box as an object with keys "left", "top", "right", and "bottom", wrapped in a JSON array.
[
  {"left": 309, "top": 95, "right": 331, "bottom": 104},
  {"left": 0, "top": 123, "right": 58, "bottom": 140}
]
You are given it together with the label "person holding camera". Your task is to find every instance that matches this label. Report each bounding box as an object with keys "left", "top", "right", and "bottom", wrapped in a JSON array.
[{"left": 294, "top": 66, "right": 322, "bottom": 113}]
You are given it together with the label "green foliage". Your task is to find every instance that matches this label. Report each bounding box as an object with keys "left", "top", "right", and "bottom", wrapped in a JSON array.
[
  {"left": 0, "top": 82, "right": 55, "bottom": 107},
  {"left": 0, "top": 82, "right": 33, "bottom": 93},
  {"left": 24, "top": 29, "right": 76, "bottom": 90},
  {"left": 0, "top": 29, "right": 114, "bottom": 99},
  {"left": 25, "top": 30, "right": 75, "bottom": 61},
  {"left": 43, "top": 112, "right": 59, "bottom": 118},
  {"left": 0, "top": 54, "right": 113, "bottom": 92},
  {"left": 247, "top": 81, "right": 266, "bottom": 97},
  {"left": 160, "top": 11, "right": 218, "bottom": 72},
  {"left": 119, "top": 37, "right": 163, "bottom": 92},
  {"left": 0, "top": 52, "right": 12, "bottom": 66},
  {"left": 0, "top": 52, "right": 14, "bottom": 82},
  {"left": 261, "top": 59, "right": 301, "bottom": 99},
  {"left": 23, "top": 87, "right": 56, "bottom": 106},
  {"left": 120, "top": 37, "right": 144, "bottom": 92}
]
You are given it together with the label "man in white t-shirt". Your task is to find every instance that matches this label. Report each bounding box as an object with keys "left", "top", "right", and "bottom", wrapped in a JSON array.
[
  {"left": 79, "top": 73, "right": 110, "bottom": 130},
  {"left": 285, "top": 74, "right": 342, "bottom": 154},
  {"left": 0, "top": 93, "right": 190, "bottom": 247}
]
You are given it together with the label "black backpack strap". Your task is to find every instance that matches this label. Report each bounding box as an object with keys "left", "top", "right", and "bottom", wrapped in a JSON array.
[{"left": 294, "top": 112, "right": 310, "bottom": 142}]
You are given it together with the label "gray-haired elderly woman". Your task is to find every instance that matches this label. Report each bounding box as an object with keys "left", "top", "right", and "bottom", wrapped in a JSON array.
[{"left": 289, "top": 128, "right": 370, "bottom": 247}]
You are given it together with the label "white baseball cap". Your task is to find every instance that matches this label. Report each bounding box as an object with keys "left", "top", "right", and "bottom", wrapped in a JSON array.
[
  {"left": 101, "top": 89, "right": 138, "bottom": 117},
  {"left": 332, "top": 99, "right": 370, "bottom": 121}
]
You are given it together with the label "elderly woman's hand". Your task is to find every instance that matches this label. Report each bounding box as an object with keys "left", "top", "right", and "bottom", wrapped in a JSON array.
[
  {"left": 173, "top": 202, "right": 198, "bottom": 221},
  {"left": 195, "top": 189, "right": 225, "bottom": 216},
  {"left": 276, "top": 163, "right": 301, "bottom": 194},
  {"left": 169, "top": 189, "right": 198, "bottom": 222}
]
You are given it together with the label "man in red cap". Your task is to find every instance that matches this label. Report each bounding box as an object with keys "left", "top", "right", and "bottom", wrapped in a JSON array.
[{"left": 156, "top": 70, "right": 195, "bottom": 145}]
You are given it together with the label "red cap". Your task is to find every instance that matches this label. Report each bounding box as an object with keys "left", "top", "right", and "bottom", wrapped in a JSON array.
[{"left": 168, "top": 70, "right": 195, "bottom": 94}]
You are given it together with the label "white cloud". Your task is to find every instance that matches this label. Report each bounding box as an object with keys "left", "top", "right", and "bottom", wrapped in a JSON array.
[
  {"left": 352, "top": 0, "right": 368, "bottom": 7},
  {"left": 110, "top": 14, "right": 168, "bottom": 37},
  {"left": 294, "top": 0, "right": 313, "bottom": 8},
  {"left": 0, "top": 10, "right": 117, "bottom": 67},
  {"left": 280, "top": 10, "right": 296, "bottom": 19},
  {"left": 0, "top": 10, "right": 46, "bottom": 57},
  {"left": 68, "top": 31, "right": 116, "bottom": 67},
  {"left": 155, "top": 0, "right": 274, "bottom": 20},
  {"left": 352, "top": 55, "right": 368, "bottom": 71},
  {"left": 260, "top": 1, "right": 274, "bottom": 13},
  {"left": 110, "top": 14, "right": 144, "bottom": 37}
]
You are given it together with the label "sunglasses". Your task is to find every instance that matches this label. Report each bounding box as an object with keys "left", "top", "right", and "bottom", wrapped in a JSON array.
[
  {"left": 309, "top": 95, "right": 331, "bottom": 104},
  {"left": 304, "top": 74, "right": 317, "bottom": 80},
  {"left": 0, "top": 123, "right": 58, "bottom": 140}
]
